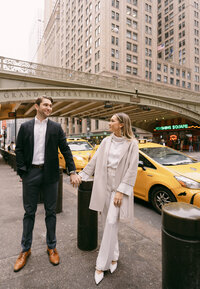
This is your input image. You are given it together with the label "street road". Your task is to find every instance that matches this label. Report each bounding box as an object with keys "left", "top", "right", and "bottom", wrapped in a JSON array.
[{"left": 134, "top": 197, "right": 161, "bottom": 231}]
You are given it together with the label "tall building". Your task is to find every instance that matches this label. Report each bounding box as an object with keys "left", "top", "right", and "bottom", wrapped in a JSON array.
[
  {"left": 44, "top": 0, "right": 58, "bottom": 29},
  {"left": 39, "top": 0, "right": 158, "bottom": 82},
  {"left": 156, "top": 0, "right": 200, "bottom": 92},
  {"left": 43, "top": 0, "right": 61, "bottom": 66},
  {"left": 29, "top": 8, "right": 44, "bottom": 62}
]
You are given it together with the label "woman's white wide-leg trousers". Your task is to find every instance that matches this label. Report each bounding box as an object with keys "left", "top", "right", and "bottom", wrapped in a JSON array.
[{"left": 96, "top": 168, "right": 120, "bottom": 271}]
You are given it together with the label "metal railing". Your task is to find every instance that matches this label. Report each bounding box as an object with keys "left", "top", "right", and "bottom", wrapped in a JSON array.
[{"left": 0, "top": 56, "right": 129, "bottom": 91}]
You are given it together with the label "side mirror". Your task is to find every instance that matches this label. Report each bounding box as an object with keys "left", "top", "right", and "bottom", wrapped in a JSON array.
[{"left": 138, "top": 160, "right": 146, "bottom": 171}]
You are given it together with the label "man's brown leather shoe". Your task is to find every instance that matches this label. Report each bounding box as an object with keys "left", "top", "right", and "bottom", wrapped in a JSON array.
[
  {"left": 14, "top": 249, "right": 31, "bottom": 272},
  {"left": 47, "top": 247, "right": 60, "bottom": 265}
]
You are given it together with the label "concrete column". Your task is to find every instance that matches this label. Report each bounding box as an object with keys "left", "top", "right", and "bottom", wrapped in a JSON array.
[
  {"left": 75, "top": 118, "right": 79, "bottom": 134},
  {"left": 69, "top": 117, "right": 73, "bottom": 135},
  {"left": 59, "top": 117, "right": 67, "bottom": 134},
  {"left": 62, "top": 117, "right": 67, "bottom": 133},
  {"left": 82, "top": 119, "right": 87, "bottom": 134}
]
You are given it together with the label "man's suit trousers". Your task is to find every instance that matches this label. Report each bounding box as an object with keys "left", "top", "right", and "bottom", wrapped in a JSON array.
[{"left": 21, "top": 167, "right": 58, "bottom": 252}]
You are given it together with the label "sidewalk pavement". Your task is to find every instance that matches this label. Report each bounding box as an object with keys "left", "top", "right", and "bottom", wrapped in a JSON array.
[{"left": 0, "top": 155, "right": 161, "bottom": 289}]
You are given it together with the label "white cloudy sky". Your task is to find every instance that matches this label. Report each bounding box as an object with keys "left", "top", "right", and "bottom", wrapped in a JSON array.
[{"left": 0, "top": 0, "right": 44, "bottom": 61}]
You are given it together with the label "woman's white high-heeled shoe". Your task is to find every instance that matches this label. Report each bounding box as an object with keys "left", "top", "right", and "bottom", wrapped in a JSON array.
[
  {"left": 110, "top": 261, "right": 117, "bottom": 274},
  {"left": 94, "top": 270, "right": 104, "bottom": 285}
]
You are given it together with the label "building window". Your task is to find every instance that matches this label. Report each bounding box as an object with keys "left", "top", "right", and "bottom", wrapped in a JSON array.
[
  {"left": 133, "top": 67, "right": 137, "bottom": 75},
  {"left": 127, "top": 42, "right": 131, "bottom": 50},
  {"left": 133, "top": 10, "right": 137, "bottom": 18},
  {"left": 95, "top": 63, "right": 100, "bottom": 72},
  {"left": 127, "top": 54, "right": 131, "bottom": 62},
  {"left": 176, "top": 69, "right": 180, "bottom": 76},
  {"left": 127, "top": 18, "right": 131, "bottom": 26},
  {"left": 127, "top": 30, "right": 131, "bottom": 39},
  {"left": 111, "top": 61, "right": 115, "bottom": 70},
  {"left": 95, "top": 38, "right": 100, "bottom": 48},
  {"left": 133, "top": 32, "right": 137, "bottom": 41},
  {"left": 157, "top": 63, "right": 161, "bottom": 71},
  {"left": 133, "top": 21, "right": 137, "bottom": 29},
  {"left": 133, "top": 56, "right": 137, "bottom": 64},
  {"left": 157, "top": 74, "right": 161, "bottom": 81},
  {"left": 95, "top": 50, "right": 100, "bottom": 60},
  {"left": 126, "top": 66, "right": 131, "bottom": 74},
  {"left": 133, "top": 44, "right": 137, "bottom": 52},
  {"left": 164, "top": 76, "right": 168, "bottom": 83}
]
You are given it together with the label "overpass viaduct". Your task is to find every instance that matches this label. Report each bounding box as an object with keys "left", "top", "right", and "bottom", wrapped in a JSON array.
[{"left": 0, "top": 56, "right": 200, "bottom": 132}]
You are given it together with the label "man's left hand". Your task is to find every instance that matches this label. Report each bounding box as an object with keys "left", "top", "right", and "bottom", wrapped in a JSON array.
[{"left": 70, "top": 174, "right": 82, "bottom": 187}]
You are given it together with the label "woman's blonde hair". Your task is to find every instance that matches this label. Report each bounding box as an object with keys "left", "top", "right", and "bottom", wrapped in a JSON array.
[{"left": 114, "top": 112, "right": 134, "bottom": 140}]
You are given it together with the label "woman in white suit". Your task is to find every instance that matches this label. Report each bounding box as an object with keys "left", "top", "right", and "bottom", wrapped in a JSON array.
[{"left": 79, "top": 112, "right": 139, "bottom": 285}]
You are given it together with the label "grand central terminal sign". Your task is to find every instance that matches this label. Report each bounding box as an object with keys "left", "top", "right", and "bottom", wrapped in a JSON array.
[{"left": 0, "top": 88, "right": 139, "bottom": 104}]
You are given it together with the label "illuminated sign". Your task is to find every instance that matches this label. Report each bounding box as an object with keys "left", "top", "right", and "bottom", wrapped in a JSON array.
[{"left": 155, "top": 124, "right": 189, "bottom": 131}]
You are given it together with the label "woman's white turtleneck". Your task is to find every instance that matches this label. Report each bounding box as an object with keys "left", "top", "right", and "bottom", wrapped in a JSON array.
[{"left": 107, "top": 134, "right": 125, "bottom": 169}]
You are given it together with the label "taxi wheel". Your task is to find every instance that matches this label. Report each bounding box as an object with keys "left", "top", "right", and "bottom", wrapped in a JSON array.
[{"left": 151, "top": 186, "right": 177, "bottom": 214}]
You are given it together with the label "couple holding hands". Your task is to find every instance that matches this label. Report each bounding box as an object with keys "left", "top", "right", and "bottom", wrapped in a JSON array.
[{"left": 14, "top": 96, "right": 138, "bottom": 285}]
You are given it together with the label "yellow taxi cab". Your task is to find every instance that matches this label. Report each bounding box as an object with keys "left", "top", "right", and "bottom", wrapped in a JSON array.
[
  {"left": 59, "top": 138, "right": 95, "bottom": 172},
  {"left": 136, "top": 141, "right": 200, "bottom": 213}
]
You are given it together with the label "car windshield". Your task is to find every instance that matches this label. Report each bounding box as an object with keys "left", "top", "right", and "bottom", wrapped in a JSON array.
[
  {"left": 68, "top": 141, "right": 93, "bottom": 151},
  {"left": 140, "top": 146, "right": 197, "bottom": 166}
]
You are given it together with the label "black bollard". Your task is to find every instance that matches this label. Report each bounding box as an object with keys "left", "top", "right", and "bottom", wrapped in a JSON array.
[
  {"left": 77, "top": 180, "right": 98, "bottom": 251},
  {"left": 162, "top": 202, "right": 200, "bottom": 289}
]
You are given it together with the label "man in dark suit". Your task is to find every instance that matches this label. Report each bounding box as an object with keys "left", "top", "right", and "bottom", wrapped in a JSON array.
[{"left": 14, "top": 96, "right": 80, "bottom": 272}]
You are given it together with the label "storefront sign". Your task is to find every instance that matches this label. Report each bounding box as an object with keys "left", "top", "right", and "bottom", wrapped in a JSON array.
[{"left": 155, "top": 124, "right": 189, "bottom": 131}]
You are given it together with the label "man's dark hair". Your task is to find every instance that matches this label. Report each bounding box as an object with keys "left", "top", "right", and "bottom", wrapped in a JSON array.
[{"left": 35, "top": 96, "right": 53, "bottom": 106}]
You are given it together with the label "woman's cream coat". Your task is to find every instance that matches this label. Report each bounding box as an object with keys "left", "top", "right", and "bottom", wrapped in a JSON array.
[{"left": 82, "top": 134, "right": 139, "bottom": 222}]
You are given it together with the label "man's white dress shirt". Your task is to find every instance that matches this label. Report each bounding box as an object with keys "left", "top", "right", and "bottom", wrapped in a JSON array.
[{"left": 32, "top": 117, "right": 48, "bottom": 165}]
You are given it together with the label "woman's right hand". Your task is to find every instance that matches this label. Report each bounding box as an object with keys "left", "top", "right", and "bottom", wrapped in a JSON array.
[{"left": 114, "top": 191, "right": 123, "bottom": 207}]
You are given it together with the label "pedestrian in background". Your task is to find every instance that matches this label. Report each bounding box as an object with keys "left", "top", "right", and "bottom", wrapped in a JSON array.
[
  {"left": 14, "top": 96, "right": 80, "bottom": 272},
  {"left": 189, "top": 137, "right": 193, "bottom": 152},
  {"left": 78, "top": 112, "right": 139, "bottom": 285},
  {"left": 180, "top": 139, "right": 184, "bottom": 151},
  {"left": 196, "top": 137, "right": 200, "bottom": 152}
]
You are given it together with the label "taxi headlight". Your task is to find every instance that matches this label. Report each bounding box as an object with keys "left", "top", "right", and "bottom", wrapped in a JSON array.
[{"left": 174, "top": 176, "right": 200, "bottom": 189}]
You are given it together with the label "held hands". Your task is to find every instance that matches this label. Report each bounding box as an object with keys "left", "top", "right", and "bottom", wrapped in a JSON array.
[
  {"left": 114, "top": 191, "right": 123, "bottom": 207},
  {"left": 70, "top": 174, "right": 82, "bottom": 187}
]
